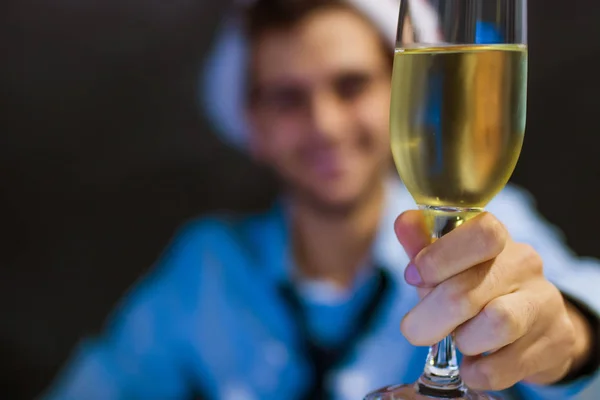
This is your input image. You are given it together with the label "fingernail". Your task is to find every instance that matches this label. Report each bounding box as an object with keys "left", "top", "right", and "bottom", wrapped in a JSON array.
[{"left": 405, "top": 264, "right": 423, "bottom": 286}]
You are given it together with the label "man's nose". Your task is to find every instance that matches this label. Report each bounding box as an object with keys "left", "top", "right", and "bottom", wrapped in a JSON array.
[{"left": 309, "top": 91, "right": 349, "bottom": 142}]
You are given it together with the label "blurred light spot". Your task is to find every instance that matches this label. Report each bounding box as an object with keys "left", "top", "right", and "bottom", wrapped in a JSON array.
[
  {"left": 222, "top": 383, "right": 256, "bottom": 400},
  {"left": 334, "top": 370, "right": 370, "bottom": 399}
]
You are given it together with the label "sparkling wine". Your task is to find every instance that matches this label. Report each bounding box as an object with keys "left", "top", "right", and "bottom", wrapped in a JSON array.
[{"left": 390, "top": 44, "right": 528, "bottom": 210}]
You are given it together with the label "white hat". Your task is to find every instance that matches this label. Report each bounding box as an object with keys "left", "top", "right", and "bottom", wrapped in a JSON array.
[{"left": 199, "top": 0, "right": 440, "bottom": 150}]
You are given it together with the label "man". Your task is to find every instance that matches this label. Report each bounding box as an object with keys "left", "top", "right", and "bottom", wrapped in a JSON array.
[{"left": 44, "top": 0, "right": 600, "bottom": 399}]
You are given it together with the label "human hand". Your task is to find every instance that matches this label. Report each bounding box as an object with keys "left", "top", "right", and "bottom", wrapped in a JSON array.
[{"left": 395, "top": 211, "right": 592, "bottom": 391}]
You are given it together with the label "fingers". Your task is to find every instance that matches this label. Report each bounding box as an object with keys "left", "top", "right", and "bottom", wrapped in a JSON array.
[
  {"left": 455, "top": 291, "right": 539, "bottom": 356},
  {"left": 460, "top": 312, "right": 575, "bottom": 391},
  {"left": 406, "top": 213, "right": 508, "bottom": 287},
  {"left": 458, "top": 282, "right": 575, "bottom": 391},
  {"left": 395, "top": 210, "right": 430, "bottom": 260},
  {"left": 524, "top": 288, "right": 578, "bottom": 386},
  {"left": 396, "top": 209, "right": 576, "bottom": 391},
  {"left": 401, "top": 242, "right": 532, "bottom": 346},
  {"left": 401, "top": 261, "right": 495, "bottom": 345}
]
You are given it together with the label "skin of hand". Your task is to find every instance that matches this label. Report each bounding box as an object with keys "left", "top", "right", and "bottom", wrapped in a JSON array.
[{"left": 395, "top": 211, "right": 593, "bottom": 391}]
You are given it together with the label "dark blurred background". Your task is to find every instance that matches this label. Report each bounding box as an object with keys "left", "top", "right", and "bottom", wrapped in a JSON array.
[{"left": 1, "top": 0, "right": 599, "bottom": 398}]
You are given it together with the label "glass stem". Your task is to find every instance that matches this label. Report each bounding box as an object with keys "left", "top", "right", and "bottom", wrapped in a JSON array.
[
  {"left": 420, "top": 334, "right": 461, "bottom": 390},
  {"left": 417, "top": 206, "right": 482, "bottom": 395}
]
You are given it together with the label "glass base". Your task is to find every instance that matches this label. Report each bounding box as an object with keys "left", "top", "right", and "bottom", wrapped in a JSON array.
[{"left": 364, "top": 382, "right": 497, "bottom": 400}]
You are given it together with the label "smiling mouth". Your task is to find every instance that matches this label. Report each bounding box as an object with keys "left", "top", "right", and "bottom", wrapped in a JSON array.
[{"left": 304, "top": 148, "right": 351, "bottom": 179}]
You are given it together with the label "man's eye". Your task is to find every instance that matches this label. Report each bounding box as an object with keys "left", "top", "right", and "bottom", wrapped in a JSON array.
[
  {"left": 261, "top": 88, "right": 306, "bottom": 112},
  {"left": 334, "top": 74, "right": 371, "bottom": 100}
]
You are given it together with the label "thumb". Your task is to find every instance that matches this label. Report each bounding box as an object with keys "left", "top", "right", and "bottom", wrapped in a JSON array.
[
  {"left": 394, "top": 210, "right": 430, "bottom": 260},
  {"left": 395, "top": 210, "right": 432, "bottom": 297}
]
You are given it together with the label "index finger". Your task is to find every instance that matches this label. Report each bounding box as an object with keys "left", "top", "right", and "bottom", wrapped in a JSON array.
[{"left": 407, "top": 212, "right": 508, "bottom": 287}]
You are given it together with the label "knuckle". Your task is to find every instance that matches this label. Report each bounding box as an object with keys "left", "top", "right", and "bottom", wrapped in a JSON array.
[
  {"left": 517, "top": 244, "right": 544, "bottom": 275},
  {"left": 557, "top": 315, "right": 577, "bottom": 349},
  {"left": 442, "top": 283, "right": 479, "bottom": 321},
  {"left": 524, "top": 337, "right": 551, "bottom": 376},
  {"left": 483, "top": 300, "right": 522, "bottom": 344},
  {"left": 476, "top": 214, "right": 507, "bottom": 257},
  {"left": 537, "top": 333, "right": 554, "bottom": 352},
  {"left": 454, "top": 328, "right": 478, "bottom": 356},
  {"left": 543, "top": 283, "right": 562, "bottom": 304},
  {"left": 542, "top": 284, "right": 565, "bottom": 319}
]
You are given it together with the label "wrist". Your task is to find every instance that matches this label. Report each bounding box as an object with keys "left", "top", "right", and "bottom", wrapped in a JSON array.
[
  {"left": 554, "top": 293, "right": 600, "bottom": 385},
  {"left": 566, "top": 301, "right": 594, "bottom": 373}
]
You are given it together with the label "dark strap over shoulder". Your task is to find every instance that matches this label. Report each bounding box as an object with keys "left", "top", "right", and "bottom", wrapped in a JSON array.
[{"left": 279, "top": 268, "right": 393, "bottom": 400}]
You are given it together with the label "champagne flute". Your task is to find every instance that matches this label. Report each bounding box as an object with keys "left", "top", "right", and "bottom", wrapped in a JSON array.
[{"left": 366, "top": 0, "right": 528, "bottom": 399}]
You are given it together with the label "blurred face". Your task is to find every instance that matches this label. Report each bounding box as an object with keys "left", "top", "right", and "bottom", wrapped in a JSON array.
[{"left": 247, "top": 7, "right": 392, "bottom": 212}]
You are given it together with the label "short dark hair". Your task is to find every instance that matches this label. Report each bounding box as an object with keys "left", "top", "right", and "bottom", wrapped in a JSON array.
[
  {"left": 243, "top": 0, "right": 393, "bottom": 104},
  {"left": 245, "top": 0, "right": 347, "bottom": 40}
]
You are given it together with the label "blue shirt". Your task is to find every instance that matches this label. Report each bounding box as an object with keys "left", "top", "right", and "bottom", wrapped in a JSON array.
[{"left": 43, "top": 178, "right": 600, "bottom": 400}]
